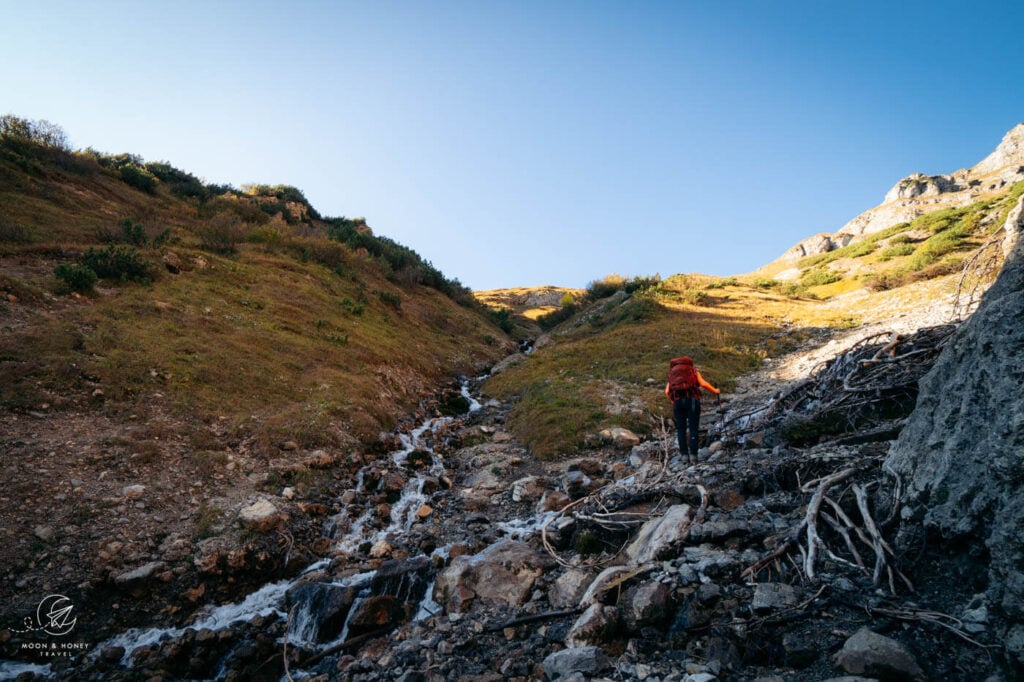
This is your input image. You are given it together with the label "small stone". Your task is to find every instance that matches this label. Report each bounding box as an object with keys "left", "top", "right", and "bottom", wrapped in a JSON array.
[
  {"left": 543, "top": 645, "right": 611, "bottom": 679},
  {"left": 122, "top": 484, "right": 145, "bottom": 499},
  {"left": 281, "top": 487, "right": 296, "bottom": 500},
  {"left": 369, "top": 540, "right": 391, "bottom": 558},
  {"left": 34, "top": 526, "right": 55, "bottom": 542},
  {"left": 832, "top": 627, "right": 926, "bottom": 681},
  {"left": 114, "top": 561, "right": 166, "bottom": 585},
  {"left": 415, "top": 504, "right": 433, "bottom": 520},
  {"left": 751, "top": 582, "right": 800, "bottom": 613},
  {"left": 238, "top": 498, "right": 281, "bottom": 532},
  {"left": 281, "top": 440, "right": 299, "bottom": 451}
]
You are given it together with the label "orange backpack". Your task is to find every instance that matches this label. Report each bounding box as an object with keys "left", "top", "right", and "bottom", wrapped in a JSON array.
[{"left": 668, "top": 357, "right": 700, "bottom": 400}]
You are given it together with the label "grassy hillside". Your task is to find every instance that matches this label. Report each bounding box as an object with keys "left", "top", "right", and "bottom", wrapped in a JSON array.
[
  {"left": 480, "top": 177, "right": 1020, "bottom": 459},
  {"left": 0, "top": 117, "right": 515, "bottom": 449}
]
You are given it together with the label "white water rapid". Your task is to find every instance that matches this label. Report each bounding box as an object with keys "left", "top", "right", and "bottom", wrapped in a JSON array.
[{"left": 0, "top": 378, "right": 486, "bottom": 682}]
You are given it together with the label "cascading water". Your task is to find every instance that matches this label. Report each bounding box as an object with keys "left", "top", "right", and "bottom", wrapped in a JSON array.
[{"left": 0, "top": 377, "right": 485, "bottom": 682}]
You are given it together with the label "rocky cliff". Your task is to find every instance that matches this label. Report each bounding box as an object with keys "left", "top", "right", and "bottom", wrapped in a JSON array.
[
  {"left": 778, "top": 123, "right": 1024, "bottom": 263},
  {"left": 884, "top": 193, "right": 1024, "bottom": 668}
]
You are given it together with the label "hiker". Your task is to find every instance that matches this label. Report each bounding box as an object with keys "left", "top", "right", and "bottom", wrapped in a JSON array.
[{"left": 665, "top": 356, "right": 720, "bottom": 463}]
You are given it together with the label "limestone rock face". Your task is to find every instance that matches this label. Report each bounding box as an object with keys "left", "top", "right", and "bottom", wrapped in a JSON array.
[
  {"left": 772, "top": 123, "right": 1024, "bottom": 266},
  {"left": 884, "top": 230, "right": 1024, "bottom": 641},
  {"left": 973, "top": 122, "right": 1024, "bottom": 177}
]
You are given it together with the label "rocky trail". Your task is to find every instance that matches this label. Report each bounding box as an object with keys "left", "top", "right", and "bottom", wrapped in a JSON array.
[{"left": 4, "top": 298, "right": 1016, "bottom": 682}]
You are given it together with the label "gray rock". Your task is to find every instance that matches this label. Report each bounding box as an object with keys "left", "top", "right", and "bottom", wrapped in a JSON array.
[
  {"left": 624, "top": 580, "right": 673, "bottom": 630},
  {"left": 33, "top": 525, "right": 55, "bottom": 542},
  {"left": 114, "top": 561, "right": 166, "bottom": 585},
  {"left": 286, "top": 580, "right": 361, "bottom": 644},
  {"left": 782, "top": 630, "right": 819, "bottom": 668},
  {"left": 884, "top": 226, "right": 1024, "bottom": 628},
  {"left": 434, "top": 540, "right": 553, "bottom": 613},
  {"left": 624, "top": 504, "right": 693, "bottom": 564},
  {"left": 751, "top": 582, "right": 800, "bottom": 613},
  {"left": 549, "top": 568, "right": 594, "bottom": 610},
  {"left": 542, "top": 645, "right": 611, "bottom": 679},
  {"left": 1006, "top": 624, "right": 1024, "bottom": 666},
  {"left": 122, "top": 484, "right": 146, "bottom": 499},
  {"left": 686, "top": 674, "right": 718, "bottom": 682},
  {"left": 598, "top": 426, "right": 640, "bottom": 449},
  {"left": 237, "top": 498, "right": 282, "bottom": 531},
  {"left": 832, "top": 628, "right": 925, "bottom": 681},
  {"left": 566, "top": 603, "right": 619, "bottom": 646}
]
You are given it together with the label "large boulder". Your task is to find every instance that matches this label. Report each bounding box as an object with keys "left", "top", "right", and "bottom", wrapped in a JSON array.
[
  {"left": 433, "top": 540, "right": 554, "bottom": 613},
  {"left": 884, "top": 225, "right": 1024, "bottom": 648}
]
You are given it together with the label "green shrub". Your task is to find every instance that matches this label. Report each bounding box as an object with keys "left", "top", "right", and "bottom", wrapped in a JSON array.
[
  {"left": 376, "top": 290, "right": 401, "bottom": 308},
  {"left": 586, "top": 274, "right": 625, "bottom": 300},
  {"left": 878, "top": 243, "right": 915, "bottom": 261},
  {"left": 54, "top": 263, "right": 98, "bottom": 292},
  {"left": 120, "top": 218, "right": 147, "bottom": 246},
  {"left": 623, "top": 274, "right": 661, "bottom": 294},
  {"left": 752, "top": 277, "right": 778, "bottom": 289},
  {"left": 799, "top": 268, "right": 842, "bottom": 287},
  {"left": 488, "top": 307, "right": 514, "bottom": 333},
  {"left": 197, "top": 215, "right": 246, "bottom": 254},
  {"left": 705, "top": 277, "right": 739, "bottom": 290},
  {"left": 537, "top": 303, "right": 578, "bottom": 330},
  {"left": 79, "top": 245, "right": 153, "bottom": 283},
  {"left": 119, "top": 164, "right": 158, "bottom": 193}
]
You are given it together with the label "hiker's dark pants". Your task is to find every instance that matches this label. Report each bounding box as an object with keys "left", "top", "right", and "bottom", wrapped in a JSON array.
[{"left": 673, "top": 397, "right": 701, "bottom": 456}]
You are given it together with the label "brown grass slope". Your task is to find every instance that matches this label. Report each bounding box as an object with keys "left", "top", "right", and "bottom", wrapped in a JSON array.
[
  {"left": 478, "top": 176, "right": 1022, "bottom": 460},
  {"left": 0, "top": 126, "right": 515, "bottom": 628}
]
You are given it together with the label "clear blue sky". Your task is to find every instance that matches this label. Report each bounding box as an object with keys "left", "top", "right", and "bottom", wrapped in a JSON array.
[{"left": 3, "top": 1, "right": 1023, "bottom": 290}]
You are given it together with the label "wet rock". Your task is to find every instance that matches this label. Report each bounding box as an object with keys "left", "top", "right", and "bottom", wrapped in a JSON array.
[
  {"left": 832, "top": 628, "right": 926, "bottom": 681},
  {"left": 542, "top": 645, "right": 611, "bottom": 679},
  {"left": 287, "top": 581, "right": 361, "bottom": 644},
  {"left": 566, "top": 603, "right": 620, "bottom": 646},
  {"left": 370, "top": 540, "right": 392, "bottom": 558},
  {"left": 371, "top": 556, "right": 432, "bottom": 604},
  {"left": 347, "top": 595, "right": 404, "bottom": 637},
  {"left": 238, "top": 498, "right": 282, "bottom": 532},
  {"left": 561, "top": 470, "right": 595, "bottom": 499},
  {"left": 434, "top": 540, "right": 554, "bottom": 613},
  {"left": 625, "top": 504, "right": 693, "bottom": 564},
  {"left": 512, "top": 475, "right": 545, "bottom": 503},
  {"left": 751, "top": 582, "right": 800, "bottom": 613},
  {"left": 539, "top": 490, "right": 571, "bottom": 512}
]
